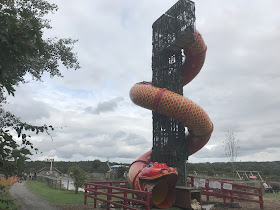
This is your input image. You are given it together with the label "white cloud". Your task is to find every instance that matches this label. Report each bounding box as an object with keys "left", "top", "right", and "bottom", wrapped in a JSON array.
[{"left": 4, "top": 0, "right": 280, "bottom": 164}]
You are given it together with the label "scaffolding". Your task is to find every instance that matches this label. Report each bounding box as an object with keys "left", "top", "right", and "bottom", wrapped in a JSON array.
[{"left": 236, "top": 171, "right": 264, "bottom": 182}]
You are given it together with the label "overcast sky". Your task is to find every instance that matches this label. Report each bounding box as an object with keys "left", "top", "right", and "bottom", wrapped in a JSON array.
[{"left": 4, "top": 0, "right": 280, "bottom": 164}]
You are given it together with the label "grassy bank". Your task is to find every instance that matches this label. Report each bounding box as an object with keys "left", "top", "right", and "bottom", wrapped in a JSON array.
[
  {"left": 0, "top": 186, "right": 19, "bottom": 210},
  {"left": 26, "top": 181, "right": 90, "bottom": 205}
]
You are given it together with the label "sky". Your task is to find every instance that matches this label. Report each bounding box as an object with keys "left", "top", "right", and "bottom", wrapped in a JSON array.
[{"left": 4, "top": 0, "right": 280, "bottom": 164}]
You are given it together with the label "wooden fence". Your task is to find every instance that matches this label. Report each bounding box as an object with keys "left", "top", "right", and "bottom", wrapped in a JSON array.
[
  {"left": 84, "top": 181, "right": 150, "bottom": 210},
  {"left": 188, "top": 176, "right": 264, "bottom": 209},
  {"left": 36, "top": 175, "right": 79, "bottom": 191}
]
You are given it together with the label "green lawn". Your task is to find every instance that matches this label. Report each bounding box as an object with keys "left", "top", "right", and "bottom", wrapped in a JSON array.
[
  {"left": 26, "top": 181, "right": 131, "bottom": 205},
  {"left": 0, "top": 186, "right": 19, "bottom": 210},
  {"left": 26, "top": 181, "right": 90, "bottom": 205},
  {"left": 263, "top": 192, "right": 280, "bottom": 199}
]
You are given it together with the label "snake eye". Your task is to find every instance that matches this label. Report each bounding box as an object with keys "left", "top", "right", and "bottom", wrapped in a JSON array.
[{"left": 148, "top": 163, "right": 153, "bottom": 167}]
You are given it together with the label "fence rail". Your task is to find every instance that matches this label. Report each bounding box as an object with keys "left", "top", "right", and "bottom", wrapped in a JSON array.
[
  {"left": 188, "top": 176, "right": 264, "bottom": 209},
  {"left": 36, "top": 175, "right": 82, "bottom": 191},
  {"left": 84, "top": 181, "right": 150, "bottom": 210}
]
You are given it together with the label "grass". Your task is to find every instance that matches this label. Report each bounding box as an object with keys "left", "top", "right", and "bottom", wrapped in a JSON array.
[
  {"left": 0, "top": 186, "right": 19, "bottom": 210},
  {"left": 263, "top": 192, "right": 280, "bottom": 199},
  {"left": 26, "top": 181, "right": 132, "bottom": 205},
  {"left": 26, "top": 181, "right": 90, "bottom": 205}
]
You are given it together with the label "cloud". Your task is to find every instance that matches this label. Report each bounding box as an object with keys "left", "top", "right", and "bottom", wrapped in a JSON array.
[
  {"left": 3, "top": 0, "right": 280, "bottom": 164},
  {"left": 30, "top": 129, "right": 150, "bottom": 162},
  {"left": 84, "top": 97, "right": 124, "bottom": 114}
]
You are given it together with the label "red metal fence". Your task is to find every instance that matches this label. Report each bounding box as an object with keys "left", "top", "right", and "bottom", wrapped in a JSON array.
[
  {"left": 188, "top": 176, "right": 264, "bottom": 209},
  {"left": 84, "top": 181, "right": 150, "bottom": 210}
]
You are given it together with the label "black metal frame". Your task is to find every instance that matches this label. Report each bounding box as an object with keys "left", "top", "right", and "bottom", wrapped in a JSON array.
[{"left": 151, "top": 0, "right": 196, "bottom": 186}]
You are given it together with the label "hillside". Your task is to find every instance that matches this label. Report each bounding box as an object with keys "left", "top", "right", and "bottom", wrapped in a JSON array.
[{"left": 187, "top": 161, "right": 280, "bottom": 182}]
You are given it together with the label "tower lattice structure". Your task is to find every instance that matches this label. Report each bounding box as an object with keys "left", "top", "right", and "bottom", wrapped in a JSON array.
[{"left": 151, "top": 0, "right": 196, "bottom": 186}]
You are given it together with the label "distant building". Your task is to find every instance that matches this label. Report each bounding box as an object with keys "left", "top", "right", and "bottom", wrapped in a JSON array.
[{"left": 37, "top": 167, "right": 64, "bottom": 178}]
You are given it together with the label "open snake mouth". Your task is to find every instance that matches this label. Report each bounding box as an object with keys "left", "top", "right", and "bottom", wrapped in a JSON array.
[{"left": 140, "top": 173, "right": 178, "bottom": 208}]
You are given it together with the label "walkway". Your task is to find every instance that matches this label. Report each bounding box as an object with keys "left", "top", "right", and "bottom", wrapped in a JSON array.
[{"left": 9, "top": 181, "right": 60, "bottom": 210}]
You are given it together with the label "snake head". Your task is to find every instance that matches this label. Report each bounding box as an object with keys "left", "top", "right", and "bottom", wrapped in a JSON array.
[
  {"left": 138, "top": 162, "right": 178, "bottom": 209},
  {"left": 140, "top": 162, "right": 178, "bottom": 180}
]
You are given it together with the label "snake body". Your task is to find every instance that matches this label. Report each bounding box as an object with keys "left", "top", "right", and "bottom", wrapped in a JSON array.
[{"left": 128, "top": 30, "right": 213, "bottom": 208}]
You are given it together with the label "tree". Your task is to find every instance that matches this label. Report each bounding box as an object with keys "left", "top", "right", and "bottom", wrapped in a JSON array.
[
  {"left": 92, "top": 159, "right": 102, "bottom": 170},
  {"left": 68, "top": 165, "right": 88, "bottom": 194},
  {"left": 0, "top": 0, "right": 79, "bottom": 179},
  {"left": 0, "top": 0, "right": 79, "bottom": 95},
  {"left": 207, "top": 168, "right": 215, "bottom": 177},
  {"left": 223, "top": 131, "right": 240, "bottom": 178}
]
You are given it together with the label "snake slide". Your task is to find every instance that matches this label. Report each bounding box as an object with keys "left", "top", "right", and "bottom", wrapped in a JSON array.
[{"left": 128, "top": 30, "right": 213, "bottom": 209}]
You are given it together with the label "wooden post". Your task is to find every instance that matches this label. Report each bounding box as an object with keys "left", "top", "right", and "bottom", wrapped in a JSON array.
[
  {"left": 84, "top": 183, "right": 87, "bottom": 205},
  {"left": 94, "top": 185, "right": 97, "bottom": 208}
]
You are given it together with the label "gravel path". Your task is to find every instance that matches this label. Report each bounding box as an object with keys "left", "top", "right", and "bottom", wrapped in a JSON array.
[{"left": 9, "top": 181, "right": 60, "bottom": 210}]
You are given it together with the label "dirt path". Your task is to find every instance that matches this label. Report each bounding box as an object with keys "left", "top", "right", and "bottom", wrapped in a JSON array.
[{"left": 9, "top": 181, "right": 60, "bottom": 210}]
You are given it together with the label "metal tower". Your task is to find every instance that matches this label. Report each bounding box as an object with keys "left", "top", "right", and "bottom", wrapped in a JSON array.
[{"left": 151, "top": 0, "right": 196, "bottom": 186}]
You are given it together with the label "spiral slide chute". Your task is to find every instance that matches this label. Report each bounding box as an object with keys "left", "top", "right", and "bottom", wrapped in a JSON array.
[
  {"left": 128, "top": 30, "right": 213, "bottom": 208},
  {"left": 128, "top": 150, "right": 178, "bottom": 209}
]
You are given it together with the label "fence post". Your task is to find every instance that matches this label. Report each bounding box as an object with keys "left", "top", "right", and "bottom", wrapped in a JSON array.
[
  {"left": 205, "top": 179, "right": 210, "bottom": 201},
  {"left": 258, "top": 187, "right": 264, "bottom": 210},
  {"left": 145, "top": 189, "right": 150, "bottom": 210},
  {"left": 191, "top": 176, "right": 194, "bottom": 187},
  {"left": 222, "top": 182, "right": 227, "bottom": 207},
  {"left": 107, "top": 183, "right": 112, "bottom": 210},
  {"left": 124, "top": 191, "right": 127, "bottom": 210},
  {"left": 94, "top": 185, "right": 97, "bottom": 208},
  {"left": 230, "top": 190, "right": 234, "bottom": 203},
  {"left": 84, "top": 183, "right": 87, "bottom": 205}
]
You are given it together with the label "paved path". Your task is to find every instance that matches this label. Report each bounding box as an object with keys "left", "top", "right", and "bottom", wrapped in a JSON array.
[{"left": 9, "top": 181, "right": 60, "bottom": 210}]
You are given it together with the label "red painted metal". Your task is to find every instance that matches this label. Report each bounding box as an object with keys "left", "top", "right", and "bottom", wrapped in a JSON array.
[
  {"left": 128, "top": 150, "right": 178, "bottom": 208},
  {"left": 84, "top": 181, "right": 150, "bottom": 210},
  {"left": 187, "top": 176, "right": 264, "bottom": 209},
  {"left": 129, "top": 30, "right": 213, "bottom": 158}
]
